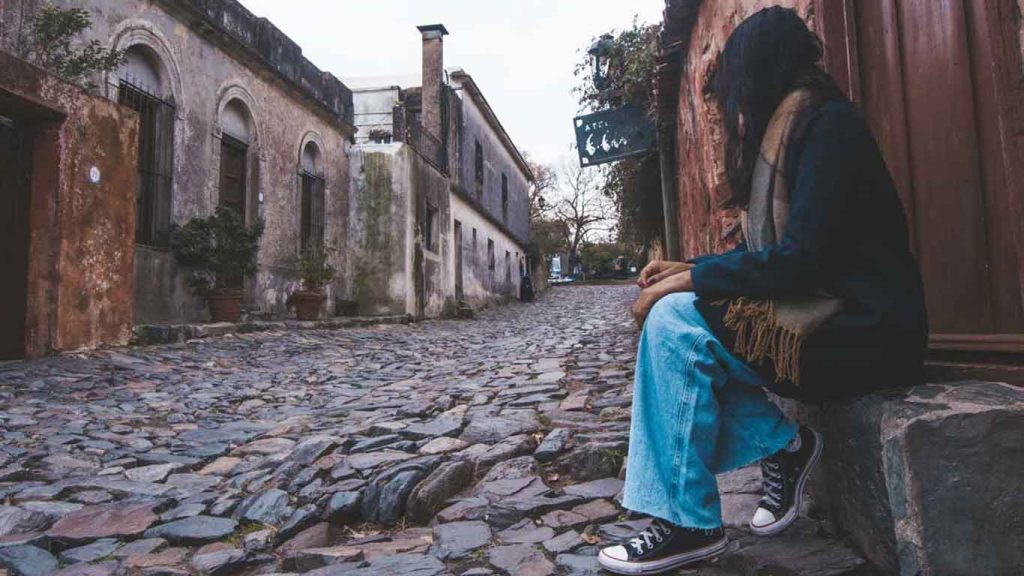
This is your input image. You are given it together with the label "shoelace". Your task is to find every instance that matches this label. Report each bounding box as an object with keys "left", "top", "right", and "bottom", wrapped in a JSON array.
[
  {"left": 628, "top": 519, "right": 671, "bottom": 555},
  {"left": 760, "top": 458, "right": 785, "bottom": 511}
]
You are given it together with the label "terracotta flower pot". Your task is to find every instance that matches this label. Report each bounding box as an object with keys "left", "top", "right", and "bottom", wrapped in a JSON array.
[
  {"left": 207, "top": 290, "right": 243, "bottom": 323},
  {"left": 292, "top": 290, "right": 326, "bottom": 321}
]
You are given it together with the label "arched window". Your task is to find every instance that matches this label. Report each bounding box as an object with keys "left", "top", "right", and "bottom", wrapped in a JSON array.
[
  {"left": 117, "top": 44, "right": 174, "bottom": 247},
  {"left": 218, "top": 99, "right": 255, "bottom": 218},
  {"left": 299, "top": 141, "right": 325, "bottom": 251}
]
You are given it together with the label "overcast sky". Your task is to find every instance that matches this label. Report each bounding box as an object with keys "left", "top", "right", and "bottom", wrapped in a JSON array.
[{"left": 238, "top": 0, "right": 665, "bottom": 168}]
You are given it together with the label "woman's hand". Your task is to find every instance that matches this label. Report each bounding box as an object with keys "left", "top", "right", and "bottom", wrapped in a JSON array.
[
  {"left": 632, "top": 270, "right": 695, "bottom": 329},
  {"left": 637, "top": 260, "right": 694, "bottom": 288}
]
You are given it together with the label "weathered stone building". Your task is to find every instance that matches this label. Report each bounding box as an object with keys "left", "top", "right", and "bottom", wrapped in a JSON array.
[
  {"left": 349, "top": 25, "right": 532, "bottom": 317},
  {"left": 3, "top": 0, "right": 357, "bottom": 325}
]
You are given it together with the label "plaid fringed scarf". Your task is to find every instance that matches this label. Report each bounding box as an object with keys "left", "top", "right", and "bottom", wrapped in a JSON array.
[{"left": 721, "top": 90, "right": 843, "bottom": 386}]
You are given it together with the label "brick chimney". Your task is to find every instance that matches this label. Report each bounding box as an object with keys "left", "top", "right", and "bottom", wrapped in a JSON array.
[{"left": 417, "top": 24, "right": 448, "bottom": 141}]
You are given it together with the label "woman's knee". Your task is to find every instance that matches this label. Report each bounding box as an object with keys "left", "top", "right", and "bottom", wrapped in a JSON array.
[{"left": 644, "top": 292, "right": 705, "bottom": 338}]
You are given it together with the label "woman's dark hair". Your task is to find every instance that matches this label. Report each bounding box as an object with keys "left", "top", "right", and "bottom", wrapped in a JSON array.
[{"left": 713, "top": 7, "right": 844, "bottom": 208}]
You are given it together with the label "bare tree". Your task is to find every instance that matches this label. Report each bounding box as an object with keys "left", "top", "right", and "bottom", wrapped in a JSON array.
[
  {"left": 552, "top": 161, "right": 615, "bottom": 275},
  {"left": 525, "top": 154, "right": 557, "bottom": 221}
]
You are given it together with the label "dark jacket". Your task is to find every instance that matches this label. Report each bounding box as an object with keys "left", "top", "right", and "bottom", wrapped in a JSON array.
[{"left": 690, "top": 100, "right": 928, "bottom": 402}]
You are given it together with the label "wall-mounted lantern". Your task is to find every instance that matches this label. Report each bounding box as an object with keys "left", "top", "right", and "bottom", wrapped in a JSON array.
[{"left": 588, "top": 33, "right": 615, "bottom": 91}]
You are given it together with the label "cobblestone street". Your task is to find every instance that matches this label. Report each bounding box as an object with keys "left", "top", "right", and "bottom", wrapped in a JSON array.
[{"left": 0, "top": 284, "right": 864, "bottom": 576}]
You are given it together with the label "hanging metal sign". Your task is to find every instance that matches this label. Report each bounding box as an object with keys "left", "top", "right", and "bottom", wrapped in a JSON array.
[{"left": 573, "top": 104, "right": 656, "bottom": 167}]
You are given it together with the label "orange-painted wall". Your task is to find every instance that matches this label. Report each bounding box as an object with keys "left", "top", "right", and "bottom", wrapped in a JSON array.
[{"left": 1, "top": 52, "right": 138, "bottom": 356}]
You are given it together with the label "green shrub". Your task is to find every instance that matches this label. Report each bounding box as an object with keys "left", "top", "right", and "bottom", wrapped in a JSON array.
[
  {"left": 299, "top": 242, "right": 337, "bottom": 292},
  {"left": 171, "top": 207, "right": 264, "bottom": 295}
]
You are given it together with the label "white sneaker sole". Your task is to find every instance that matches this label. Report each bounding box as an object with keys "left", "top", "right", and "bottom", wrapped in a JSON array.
[
  {"left": 597, "top": 537, "right": 729, "bottom": 575},
  {"left": 749, "top": 428, "right": 823, "bottom": 536}
]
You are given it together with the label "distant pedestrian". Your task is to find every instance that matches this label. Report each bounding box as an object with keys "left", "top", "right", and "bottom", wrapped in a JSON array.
[
  {"left": 520, "top": 274, "right": 535, "bottom": 302},
  {"left": 598, "top": 7, "right": 928, "bottom": 575}
]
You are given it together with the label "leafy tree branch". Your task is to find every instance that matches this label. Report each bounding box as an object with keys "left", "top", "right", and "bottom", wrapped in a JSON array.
[{"left": 23, "top": 4, "right": 124, "bottom": 90}]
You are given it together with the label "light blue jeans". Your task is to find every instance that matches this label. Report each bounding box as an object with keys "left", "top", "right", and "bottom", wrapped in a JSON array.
[{"left": 622, "top": 292, "right": 798, "bottom": 529}]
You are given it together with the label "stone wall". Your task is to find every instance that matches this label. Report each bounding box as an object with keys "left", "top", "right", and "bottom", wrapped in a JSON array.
[
  {"left": 348, "top": 145, "right": 413, "bottom": 316},
  {"left": 0, "top": 52, "right": 138, "bottom": 356},
  {"left": 31, "top": 0, "right": 355, "bottom": 323},
  {"left": 410, "top": 144, "right": 455, "bottom": 319},
  {"left": 451, "top": 75, "right": 531, "bottom": 247},
  {"left": 672, "top": 0, "right": 815, "bottom": 259},
  {"left": 0, "top": 0, "right": 41, "bottom": 54},
  {"left": 347, "top": 143, "right": 453, "bottom": 319},
  {"left": 451, "top": 194, "right": 523, "bottom": 309}
]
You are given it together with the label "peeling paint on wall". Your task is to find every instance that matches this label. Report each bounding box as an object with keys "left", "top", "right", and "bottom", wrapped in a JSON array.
[
  {"left": 674, "top": 0, "right": 815, "bottom": 260},
  {"left": 0, "top": 52, "right": 138, "bottom": 357}
]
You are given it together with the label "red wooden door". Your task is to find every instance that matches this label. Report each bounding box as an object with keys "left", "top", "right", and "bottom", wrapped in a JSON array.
[{"left": 818, "top": 0, "right": 1024, "bottom": 357}]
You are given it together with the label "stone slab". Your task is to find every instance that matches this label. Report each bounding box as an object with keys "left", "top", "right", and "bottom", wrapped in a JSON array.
[{"left": 790, "top": 381, "right": 1024, "bottom": 575}]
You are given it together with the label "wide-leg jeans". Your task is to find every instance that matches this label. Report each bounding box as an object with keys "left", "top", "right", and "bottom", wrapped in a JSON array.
[{"left": 622, "top": 292, "right": 798, "bottom": 529}]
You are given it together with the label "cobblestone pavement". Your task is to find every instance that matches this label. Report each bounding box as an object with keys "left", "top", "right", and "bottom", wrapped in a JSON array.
[{"left": 0, "top": 284, "right": 865, "bottom": 576}]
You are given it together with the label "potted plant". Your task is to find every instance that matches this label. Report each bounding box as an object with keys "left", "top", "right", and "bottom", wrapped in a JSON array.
[
  {"left": 367, "top": 128, "right": 392, "bottom": 144},
  {"left": 293, "top": 241, "right": 337, "bottom": 321},
  {"left": 171, "top": 206, "right": 264, "bottom": 323}
]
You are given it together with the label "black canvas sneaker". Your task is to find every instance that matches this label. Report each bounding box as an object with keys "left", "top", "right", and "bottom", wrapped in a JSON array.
[
  {"left": 598, "top": 518, "right": 728, "bottom": 575},
  {"left": 749, "top": 425, "right": 822, "bottom": 536}
]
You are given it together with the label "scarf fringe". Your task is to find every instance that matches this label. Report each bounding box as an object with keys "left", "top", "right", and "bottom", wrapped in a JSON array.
[{"left": 719, "top": 298, "right": 803, "bottom": 386}]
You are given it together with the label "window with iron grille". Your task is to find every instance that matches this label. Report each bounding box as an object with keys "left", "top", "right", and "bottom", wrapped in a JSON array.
[
  {"left": 118, "top": 80, "right": 174, "bottom": 247},
  {"left": 505, "top": 250, "right": 511, "bottom": 284},
  {"left": 474, "top": 140, "right": 484, "bottom": 198},
  {"left": 488, "top": 239, "right": 495, "bottom": 271},
  {"left": 300, "top": 172, "right": 326, "bottom": 251},
  {"left": 501, "top": 173, "right": 509, "bottom": 221}
]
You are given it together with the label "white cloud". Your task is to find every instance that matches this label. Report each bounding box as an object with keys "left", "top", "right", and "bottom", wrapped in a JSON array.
[{"left": 238, "top": 0, "right": 664, "bottom": 168}]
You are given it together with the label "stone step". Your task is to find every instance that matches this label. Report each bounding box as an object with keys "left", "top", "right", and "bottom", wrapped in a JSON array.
[
  {"left": 784, "top": 380, "right": 1024, "bottom": 575},
  {"left": 719, "top": 530, "right": 871, "bottom": 576}
]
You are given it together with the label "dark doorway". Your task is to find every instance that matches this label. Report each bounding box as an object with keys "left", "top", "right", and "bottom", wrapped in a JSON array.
[
  {"left": 0, "top": 115, "right": 31, "bottom": 360},
  {"left": 454, "top": 220, "right": 464, "bottom": 300}
]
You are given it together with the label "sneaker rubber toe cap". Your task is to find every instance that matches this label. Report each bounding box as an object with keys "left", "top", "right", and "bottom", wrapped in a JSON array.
[
  {"left": 750, "top": 507, "right": 778, "bottom": 528},
  {"left": 599, "top": 545, "right": 630, "bottom": 562}
]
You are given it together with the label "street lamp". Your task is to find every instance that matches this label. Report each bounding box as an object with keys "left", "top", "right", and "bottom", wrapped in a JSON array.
[{"left": 588, "top": 33, "right": 615, "bottom": 91}]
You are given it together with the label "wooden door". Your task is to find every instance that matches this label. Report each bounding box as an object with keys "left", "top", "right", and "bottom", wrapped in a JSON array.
[
  {"left": 819, "top": 0, "right": 1024, "bottom": 357},
  {"left": 219, "top": 136, "right": 248, "bottom": 218},
  {"left": 454, "top": 220, "right": 464, "bottom": 300},
  {"left": 0, "top": 115, "right": 31, "bottom": 360},
  {"left": 218, "top": 136, "right": 248, "bottom": 290}
]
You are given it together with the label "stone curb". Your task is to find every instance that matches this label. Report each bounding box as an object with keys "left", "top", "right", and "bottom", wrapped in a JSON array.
[{"left": 131, "top": 314, "right": 414, "bottom": 346}]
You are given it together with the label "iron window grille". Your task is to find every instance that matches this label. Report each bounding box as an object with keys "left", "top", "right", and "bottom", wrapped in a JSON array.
[
  {"left": 300, "top": 171, "right": 326, "bottom": 251},
  {"left": 117, "top": 79, "right": 174, "bottom": 248}
]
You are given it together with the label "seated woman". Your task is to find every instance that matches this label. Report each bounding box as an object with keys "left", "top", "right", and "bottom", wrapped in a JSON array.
[{"left": 597, "top": 7, "right": 928, "bottom": 575}]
